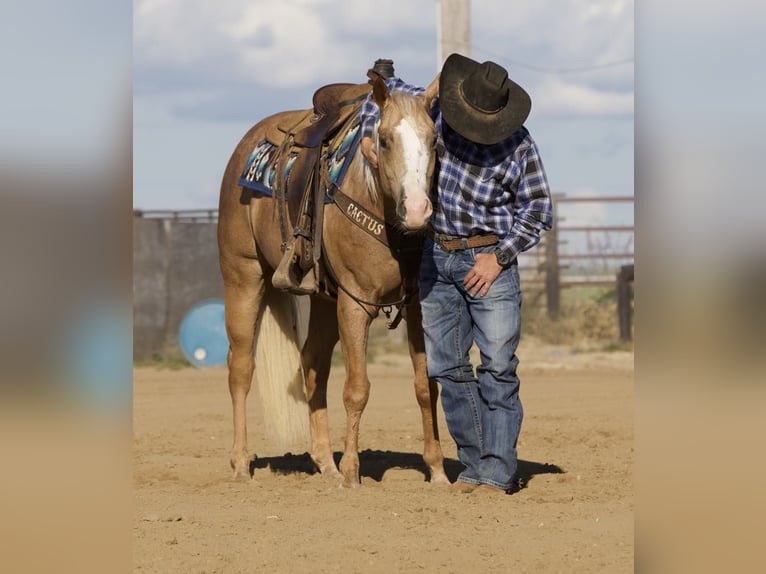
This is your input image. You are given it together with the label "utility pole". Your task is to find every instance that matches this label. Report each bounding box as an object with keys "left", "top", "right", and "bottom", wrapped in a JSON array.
[{"left": 437, "top": 0, "right": 471, "bottom": 67}]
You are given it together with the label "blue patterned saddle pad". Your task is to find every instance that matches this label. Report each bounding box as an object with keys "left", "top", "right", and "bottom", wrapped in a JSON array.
[{"left": 238, "top": 121, "right": 361, "bottom": 203}]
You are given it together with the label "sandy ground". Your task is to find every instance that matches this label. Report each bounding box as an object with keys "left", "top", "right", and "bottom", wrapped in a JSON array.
[{"left": 134, "top": 340, "right": 633, "bottom": 573}]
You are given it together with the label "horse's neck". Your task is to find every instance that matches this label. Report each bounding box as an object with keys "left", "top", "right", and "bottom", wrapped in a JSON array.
[{"left": 345, "top": 148, "right": 387, "bottom": 217}]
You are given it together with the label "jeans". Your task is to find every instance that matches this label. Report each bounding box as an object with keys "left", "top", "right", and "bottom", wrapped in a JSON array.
[{"left": 419, "top": 240, "right": 523, "bottom": 490}]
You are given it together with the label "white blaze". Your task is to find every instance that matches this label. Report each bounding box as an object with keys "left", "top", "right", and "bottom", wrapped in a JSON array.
[{"left": 395, "top": 118, "right": 432, "bottom": 226}]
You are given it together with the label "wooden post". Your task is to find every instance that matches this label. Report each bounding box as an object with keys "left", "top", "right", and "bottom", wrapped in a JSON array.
[
  {"left": 617, "top": 264, "right": 634, "bottom": 341},
  {"left": 545, "top": 204, "right": 560, "bottom": 320},
  {"left": 437, "top": 0, "right": 471, "bottom": 66}
]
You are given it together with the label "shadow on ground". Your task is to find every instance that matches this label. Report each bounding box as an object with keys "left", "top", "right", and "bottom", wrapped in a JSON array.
[{"left": 250, "top": 450, "right": 565, "bottom": 492}]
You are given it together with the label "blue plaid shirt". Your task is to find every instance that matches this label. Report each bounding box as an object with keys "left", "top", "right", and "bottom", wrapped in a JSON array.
[{"left": 360, "top": 77, "right": 553, "bottom": 262}]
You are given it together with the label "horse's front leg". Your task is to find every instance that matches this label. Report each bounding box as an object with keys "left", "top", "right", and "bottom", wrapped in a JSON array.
[
  {"left": 336, "top": 295, "right": 374, "bottom": 487},
  {"left": 302, "top": 297, "right": 341, "bottom": 477},
  {"left": 405, "top": 299, "right": 448, "bottom": 484}
]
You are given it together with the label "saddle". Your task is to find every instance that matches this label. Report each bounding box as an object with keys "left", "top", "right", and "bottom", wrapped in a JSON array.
[{"left": 270, "top": 82, "right": 372, "bottom": 294}]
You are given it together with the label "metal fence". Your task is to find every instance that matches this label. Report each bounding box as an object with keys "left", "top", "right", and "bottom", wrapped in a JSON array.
[
  {"left": 516, "top": 194, "right": 634, "bottom": 338},
  {"left": 133, "top": 209, "right": 218, "bottom": 223},
  {"left": 133, "top": 196, "right": 635, "bottom": 359}
]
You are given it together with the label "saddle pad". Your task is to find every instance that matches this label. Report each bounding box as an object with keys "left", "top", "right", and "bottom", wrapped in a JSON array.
[
  {"left": 326, "top": 121, "right": 361, "bottom": 188},
  {"left": 238, "top": 120, "right": 362, "bottom": 201},
  {"left": 237, "top": 141, "right": 291, "bottom": 196}
]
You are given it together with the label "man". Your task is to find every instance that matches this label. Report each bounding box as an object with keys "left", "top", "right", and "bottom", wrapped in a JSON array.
[{"left": 359, "top": 54, "right": 553, "bottom": 494}]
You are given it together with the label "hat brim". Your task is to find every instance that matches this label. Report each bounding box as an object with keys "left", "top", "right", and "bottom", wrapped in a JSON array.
[{"left": 439, "top": 53, "right": 531, "bottom": 145}]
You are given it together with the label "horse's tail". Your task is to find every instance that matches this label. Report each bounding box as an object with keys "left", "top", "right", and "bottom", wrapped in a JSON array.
[{"left": 254, "top": 285, "right": 310, "bottom": 451}]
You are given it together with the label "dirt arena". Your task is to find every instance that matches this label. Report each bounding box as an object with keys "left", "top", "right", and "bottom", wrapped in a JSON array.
[{"left": 134, "top": 338, "right": 633, "bottom": 573}]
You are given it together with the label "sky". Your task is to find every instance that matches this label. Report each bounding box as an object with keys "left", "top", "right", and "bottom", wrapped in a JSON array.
[{"left": 134, "top": 0, "right": 635, "bottom": 236}]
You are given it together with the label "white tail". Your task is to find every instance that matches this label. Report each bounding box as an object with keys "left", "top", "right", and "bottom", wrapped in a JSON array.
[{"left": 253, "top": 288, "right": 310, "bottom": 451}]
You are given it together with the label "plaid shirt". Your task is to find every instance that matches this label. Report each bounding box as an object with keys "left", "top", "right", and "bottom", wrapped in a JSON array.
[{"left": 359, "top": 77, "right": 553, "bottom": 262}]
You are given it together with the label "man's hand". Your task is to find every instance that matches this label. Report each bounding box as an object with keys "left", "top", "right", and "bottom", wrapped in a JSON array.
[
  {"left": 360, "top": 136, "right": 378, "bottom": 168},
  {"left": 464, "top": 252, "right": 503, "bottom": 297}
]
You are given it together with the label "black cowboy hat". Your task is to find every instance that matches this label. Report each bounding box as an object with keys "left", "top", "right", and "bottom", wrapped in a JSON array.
[{"left": 439, "top": 53, "right": 531, "bottom": 145}]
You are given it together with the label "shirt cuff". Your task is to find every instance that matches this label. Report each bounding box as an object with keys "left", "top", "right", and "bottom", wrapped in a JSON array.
[
  {"left": 497, "top": 234, "right": 533, "bottom": 262},
  {"left": 360, "top": 119, "right": 376, "bottom": 140}
]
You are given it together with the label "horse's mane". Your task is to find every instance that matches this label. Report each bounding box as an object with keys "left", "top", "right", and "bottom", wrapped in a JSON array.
[
  {"left": 388, "top": 90, "right": 424, "bottom": 122},
  {"left": 361, "top": 152, "right": 379, "bottom": 203},
  {"left": 348, "top": 126, "right": 380, "bottom": 204}
]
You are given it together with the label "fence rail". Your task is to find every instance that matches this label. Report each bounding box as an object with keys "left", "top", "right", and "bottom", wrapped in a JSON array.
[
  {"left": 557, "top": 225, "right": 634, "bottom": 232},
  {"left": 523, "top": 193, "right": 634, "bottom": 339},
  {"left": 134, "top": 195, "right": 634, "bottom": 340},
  {"left": 133, "top": 209, "right": 218, "bottom": 223}
]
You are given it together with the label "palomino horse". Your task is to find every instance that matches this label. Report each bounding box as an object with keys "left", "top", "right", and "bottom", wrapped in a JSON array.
[{"left": 217, "top": 75, "right": 447, "bottom": 486}]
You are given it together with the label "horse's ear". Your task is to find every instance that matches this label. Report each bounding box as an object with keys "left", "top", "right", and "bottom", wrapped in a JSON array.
[
  {"left": 422, "top": 73, "right": 440, "bottom": 109},
  {"left": 372, "top": 76, "right": 389, "bottom": 109}
]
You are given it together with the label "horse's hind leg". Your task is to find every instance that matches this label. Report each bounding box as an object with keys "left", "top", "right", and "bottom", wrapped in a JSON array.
[
  {"left": 221, "top": 254, "right": 265, "bottom": 478},
  {"left": 406, "top": 300, "right": 448, "bottom": 484},
  {"left": 302, "top": 297, "right": 340, "bottom": 476}
]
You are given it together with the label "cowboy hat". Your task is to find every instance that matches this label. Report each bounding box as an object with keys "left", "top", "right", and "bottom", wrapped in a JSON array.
[{"left": 439, "top": 53, "right": 531, "bottom": 145}]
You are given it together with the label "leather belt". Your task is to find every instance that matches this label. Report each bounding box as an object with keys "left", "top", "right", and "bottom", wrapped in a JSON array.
[{"left": 428, "top": 232, "right": 499, "bottom": 251}]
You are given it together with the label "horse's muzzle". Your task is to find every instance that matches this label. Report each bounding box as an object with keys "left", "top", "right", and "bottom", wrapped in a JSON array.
[{"left": 397, "top": 195, "right": 432, "bottom": 231}]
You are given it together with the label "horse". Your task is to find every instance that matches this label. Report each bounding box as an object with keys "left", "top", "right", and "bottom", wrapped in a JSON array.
[{"left": 217, "top": 74, "right": 447, "bottom": 487}]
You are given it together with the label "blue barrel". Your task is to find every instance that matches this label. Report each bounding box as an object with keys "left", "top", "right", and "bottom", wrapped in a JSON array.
[{"left": 178, "top": 299, "right": 228, "bottom": 367}]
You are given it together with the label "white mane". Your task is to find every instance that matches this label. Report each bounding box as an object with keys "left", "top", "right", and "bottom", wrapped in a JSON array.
[{"left": 350, "top": 121, "right": 380, "bottom": 204}]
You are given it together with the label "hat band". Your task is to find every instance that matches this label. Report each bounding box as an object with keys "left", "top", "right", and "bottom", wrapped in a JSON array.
[{"left": 458, "top": 80, "right": 505, "bottom": 114}]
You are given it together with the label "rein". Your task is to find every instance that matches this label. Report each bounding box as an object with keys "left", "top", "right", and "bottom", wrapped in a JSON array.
[{"left": 321, "top": 249, "right": 412, "bottom": 329}]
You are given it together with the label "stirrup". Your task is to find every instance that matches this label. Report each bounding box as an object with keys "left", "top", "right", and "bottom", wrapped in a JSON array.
[{"left": 272, "top": 242, "right": 319, "bottom": 294}]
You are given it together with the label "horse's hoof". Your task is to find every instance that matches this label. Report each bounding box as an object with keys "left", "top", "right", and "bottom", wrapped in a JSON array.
[
  {"left": 339, "top": 465, "right": 361, "bottom": 488},
  {"left": 340, "top": 478, "right": 361, "bottom": 489},
  {"left": 231, "top": 467, "right": 251, "bottom": 480},
  {"left": 312, "top": 458, "right": 341, "bottom": 477},
  {"left": 429, "top": 472, "right": 450, "bottom": 485},
  {"left": 230, "top": 457, "right": 251, "bottom": 479},
  {"left": 320, "top": 467, "right": 342, "bottom": 480}
]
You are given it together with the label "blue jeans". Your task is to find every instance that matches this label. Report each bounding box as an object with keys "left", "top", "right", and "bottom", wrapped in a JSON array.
[{"left": 419, "top": 240, "right": 523, "bottom": 490}]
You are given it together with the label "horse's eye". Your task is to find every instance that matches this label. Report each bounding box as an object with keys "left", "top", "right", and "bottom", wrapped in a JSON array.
[{"left": 379, "top": 136, "right": 388, "bottom": 149}]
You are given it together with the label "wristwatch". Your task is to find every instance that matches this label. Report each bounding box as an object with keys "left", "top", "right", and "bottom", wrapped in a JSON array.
[{"left": 494, "top": 247, "right": 513, "bottom": 268}]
